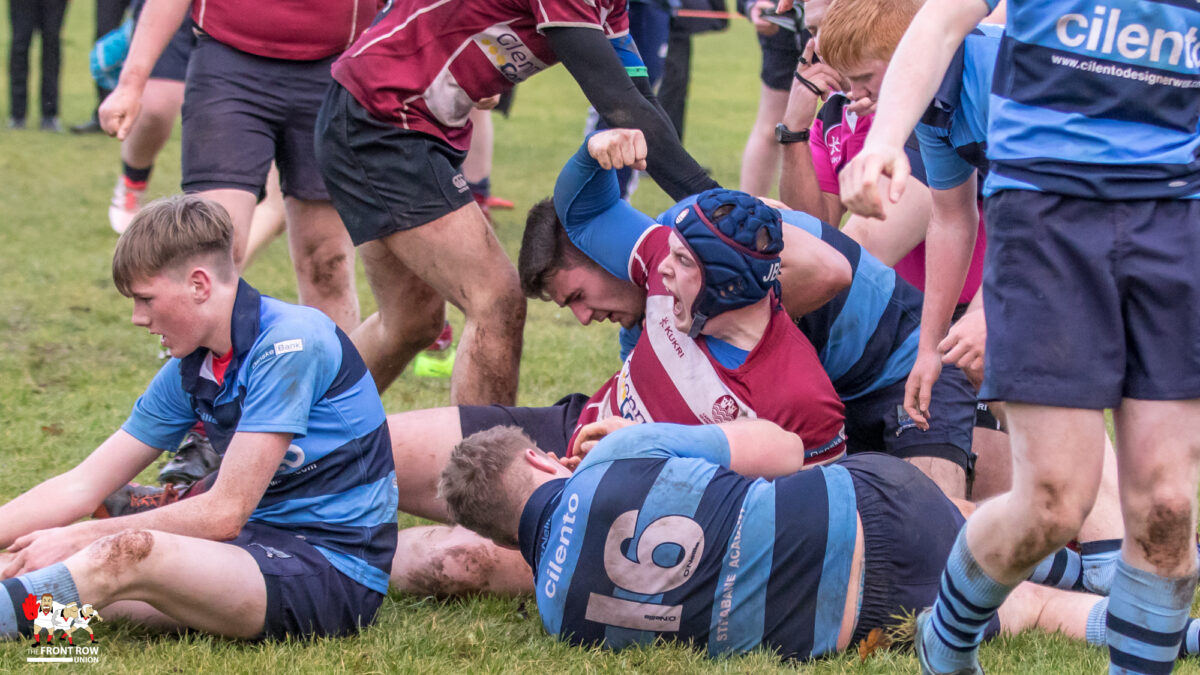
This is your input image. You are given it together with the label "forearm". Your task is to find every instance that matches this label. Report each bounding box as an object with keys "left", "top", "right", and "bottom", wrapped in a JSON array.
[
  {"left": 780, "top": 143, "right": 835, "bottom": 222},
  {"left": 723, "top": 419, "right": 808, "bottom": 479},
  {"left": 918, "top": 201, "right": 978, "bottom": 353},
  {"left": 80, "top": 490, "right": 248, "bottom": 543},
  {"left": 550, "top": 27, "right": 718, "bottom": 200},
  {"left": 117, "top": 0, "right": 191, "bottom": 91},
  {"left": 861, "top": 0, "right": 988, "bottom": 152},
  {"left": 0, "top": 473, "right": 107, "bottom": 549}
]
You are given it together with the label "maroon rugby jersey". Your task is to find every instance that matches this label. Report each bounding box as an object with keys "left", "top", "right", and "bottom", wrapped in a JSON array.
[
  {"left": 572, "top": 226, "right": 848, "bottom": 465},
  {"left": 331, "top": 0, "right": 630, "bottom": 150},
  {"left": 192, "top": 0, "right": 379, "bottom": 60}
]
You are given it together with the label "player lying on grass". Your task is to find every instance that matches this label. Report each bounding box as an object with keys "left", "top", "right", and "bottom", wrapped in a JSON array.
[
  {"left": 440, "top": 418, "right": 1200, "bottom": 663},
  {"left": 384, "top": 180, "right": 850, "bottom": 595},
  {"left": 0, "top": 195, "right": 397, "bottom": 641},
  {"left": 551, "top": 128, "right": 977, "bottom": 499}
]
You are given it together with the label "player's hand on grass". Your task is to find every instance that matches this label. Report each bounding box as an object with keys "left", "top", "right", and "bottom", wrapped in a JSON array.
[
  {"left": 587, "top": 129, "right": 648, "bottom": 171},
  {"left": 748, "top": 0, "right": 780, "bottom": 36},
  {"left": 839, "top": 144, "right": 910, "bottom": 220},
  {"left": 940, "top": 309, "right": 986, "bottom": 389},
  {"left": 570, "top": 417, "right": 637, "bottom": 458},
  {"left": 904, "top": 349, "right": 942, "bottom": 431},
  {"left": 4, "top": 524, "right": 93, "bottom": 578},
  {"left": 98, "top": 84, "right": 144, "bottom": 141}
]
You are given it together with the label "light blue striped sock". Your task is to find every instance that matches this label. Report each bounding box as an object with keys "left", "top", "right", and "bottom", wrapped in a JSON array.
[
  {"left": 1028, "top": 547, "right": 1084, "bottom": 590},
  {"left": 1080, "top": 539, "right": 1122, "bottom": 596},
  {"left": 1106, "top": 559, "right": 1195, "bottom": 674},
  {"left": 0, "top": 564, "right": 79, "bottom": 639},
  {"left": 922, "top": 527, "right": 1014, "bottom": 673}
]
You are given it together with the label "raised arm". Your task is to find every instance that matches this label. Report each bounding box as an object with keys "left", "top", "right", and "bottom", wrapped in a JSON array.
[
  {"left": 838, "top": 0, "right": 991, "bottom": 218},
  {"left": 99, "top": 0, "right": 192, "bottom": 139},
  {"left": 546, "top": 27, "right": 719, "bottom": 201},
  {"left": 553, "top": 130, "right": 657, "bottom": 279}
]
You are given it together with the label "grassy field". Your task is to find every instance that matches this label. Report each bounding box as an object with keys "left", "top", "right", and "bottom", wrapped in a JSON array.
[{"left": 2, "top": 5, "right": 1196, "bottom": 674}]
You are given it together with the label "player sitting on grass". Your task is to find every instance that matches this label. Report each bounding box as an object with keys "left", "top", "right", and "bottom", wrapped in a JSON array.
[
  {"left": 0, "top": 195, "right": 397, "bottom": 641},
  {"left": 439, "top": 419, "right": 1200, "bottom": 663}
]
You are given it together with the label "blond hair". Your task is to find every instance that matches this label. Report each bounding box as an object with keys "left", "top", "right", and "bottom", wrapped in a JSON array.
[
  {"left": 439, "top": 426, "right": 537, "bottom": 547},
  {"left": 817, "top": 0, "right": 923, "bottom": 73},
  {"left": 112, "top": 194, "right": 235, "bottom": 296}
]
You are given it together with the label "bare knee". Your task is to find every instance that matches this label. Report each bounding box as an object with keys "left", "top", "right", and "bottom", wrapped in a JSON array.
[
  {"left": 393, "top": 527, "right": 502, "bottom": 597},
  {"left": 1010, "top": 480, "right": 1094, "bottom": 565},
  {"left": 1126, "top": 492, "right": 1196, "bottom": 571},
  {"left": 85, "top": 529, "right": 156, "bottom": 579}
]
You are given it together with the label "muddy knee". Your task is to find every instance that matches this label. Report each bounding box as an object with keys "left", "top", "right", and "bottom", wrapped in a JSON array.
[
  {"left": 1129, "top": 495, "right": 1196, "bottom": 570},
  {"left": 88, "top": 529, "right": 155, "bottom": 576}
]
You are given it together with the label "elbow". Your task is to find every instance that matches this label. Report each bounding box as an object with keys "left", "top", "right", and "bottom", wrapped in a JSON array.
[{"left": 207, "top": 502, "right": 251, "bottom": 541}]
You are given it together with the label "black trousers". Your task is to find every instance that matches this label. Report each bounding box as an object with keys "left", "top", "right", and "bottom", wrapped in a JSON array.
[{"left": 8, "top": 0, "right": 69, "bottom": 120}]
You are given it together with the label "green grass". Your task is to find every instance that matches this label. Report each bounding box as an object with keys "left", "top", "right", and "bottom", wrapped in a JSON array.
[{"left": 1, "top": 5, "right": 1196, "bottom": 673}]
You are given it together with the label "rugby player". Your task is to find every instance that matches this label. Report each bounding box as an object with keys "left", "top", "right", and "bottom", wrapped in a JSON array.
[
  {"left": 0, "top": 196, "right": 396, "bottom": 640},
  {"left": 838, "top": 0, "right": 1200, "bottom": 671},
  {"left": 551, "top": 128, "right": 978, "bottom": 498},
  {"left": 100, "top": 0, "right": 362, "bottom": 332},
  {"left": 439, "top": 420, "right": 1200, "bottom": 662},
  {"left": 315, "top": 0, "right": 720, "bottom": 402},
  {"left": 384, "top": 180, "right": 849, "bottom": 596}
]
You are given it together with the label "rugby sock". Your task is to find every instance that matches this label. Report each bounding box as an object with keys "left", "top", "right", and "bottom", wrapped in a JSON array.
[
  {"left": 122, "top": 161, "right": 152, "bottom": 185},
  {"left": 1028, "top": 547, "right": 1085, "bottom": 591},
  {"left": 1106, "top": 559, "right": 1196, "bottom": 674},
  {"left": 1088, "top": 601, "right": 1200, "bottom": 659},
  {"left": 1080, "top": 539, "right": 1123, "bottom": 596},
  {"left": 467, "top": 176, "right": 491, "bottom": 200},
  {"left": 922, "top": 528, "right": 1013, "bottom": 673},
  {"left": 0, "top": 564, "right": 79, "bottom": 639}
]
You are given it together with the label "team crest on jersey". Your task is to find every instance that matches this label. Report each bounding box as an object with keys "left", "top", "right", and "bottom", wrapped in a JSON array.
[
  {"left": 704, "top": 395, "right": 740, "bottom": 424},
  {"left": 473, "top": 26, "right": 550, "bottom": 84}
]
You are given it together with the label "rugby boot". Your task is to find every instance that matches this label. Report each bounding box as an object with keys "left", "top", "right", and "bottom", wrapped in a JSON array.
[
  {"left": 413, "top": 321, "right": 455, "bottom": 378},
  {"left": 109, "top": 175, "right": 147, "bottom": 234},
  {"left": 93, "top": 472, "right": 217, "bottom": 518},
  {"left": 158, "top": 429, "right": 221, "bottom": 485},
  {"left": 485, "top": 195, "right": 514, "bottom": 210},
  {"left": 93, "top": 483, "right": 183, "bottom": 518},
  {"left": 914, "top": 607, "right": 985, "bottom": 675}
]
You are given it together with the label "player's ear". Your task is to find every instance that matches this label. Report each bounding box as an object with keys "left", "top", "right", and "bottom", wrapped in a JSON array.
[
  {"left": 525, "top": 448, "right": 561, "bottom": 475},
  {"left": 188, "top": 266, "right": 214, "bottom": 303}
]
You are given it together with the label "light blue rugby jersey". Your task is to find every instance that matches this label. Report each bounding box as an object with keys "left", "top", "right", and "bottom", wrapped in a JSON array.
[
  {"left": 518, "top": 423, "right": 858, "bottom": 659},
  {"left": 916, "top": 23, "right": 1004, "bottom": 190},
  {"left": 122, "top": 280, "right": 398, "bottom": 594},
  {"left": 980, "top": 0, "right": 1200, "bottom": 199}
]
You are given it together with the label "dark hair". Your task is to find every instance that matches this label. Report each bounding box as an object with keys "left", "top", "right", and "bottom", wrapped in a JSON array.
[{"left": 518, "top": 198, "right": 595, "bottom": 301}]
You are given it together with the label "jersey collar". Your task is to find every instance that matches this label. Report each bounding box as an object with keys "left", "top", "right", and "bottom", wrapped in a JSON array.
[
  {"left": 180, "top": 279, "right": 261, "bottom": 396},
  {"left": 518, "top": 478, "right": 568, "bottom": 571},
  {"left": 920, "top": 40, "right": 970, "bottom": 129}
]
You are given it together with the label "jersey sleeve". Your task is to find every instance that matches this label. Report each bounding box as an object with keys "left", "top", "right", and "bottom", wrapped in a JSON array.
[
  {"left": 809, "top": 106, "right": 841, "bottom": 195},
  {"left": 553, "top": 139, "right": 657, "bottom": 281},
  {"left": 915, "top": 123, "right": 974, "bottom": 190},
  {"left": 532, "top": 0, "right": 608, "bottom": 31},
  {"left": 579, "top": 423, "right": 731, "bottom": 470},
  {"left": 236, "top": 320, "right": 339, "bottom": 437},
  {"left": 121, "top": 360, "right": 197, "bottom": 451}
]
